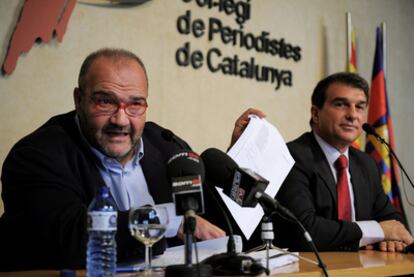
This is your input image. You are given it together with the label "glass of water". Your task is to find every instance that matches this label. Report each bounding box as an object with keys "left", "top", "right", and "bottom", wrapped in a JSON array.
[{"left": 128, "top": 205, "right": 169, "bottom": 274}]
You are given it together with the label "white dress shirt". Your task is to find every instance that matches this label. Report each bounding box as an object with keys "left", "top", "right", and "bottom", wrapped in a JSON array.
[{"left": 313, "top": 133, "right": 384, "bottom": 247}]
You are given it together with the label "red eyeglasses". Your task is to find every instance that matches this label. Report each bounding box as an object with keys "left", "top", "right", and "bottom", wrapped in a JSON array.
[{"left": 89, "top": 94, "right": 148, "bottom": 117}]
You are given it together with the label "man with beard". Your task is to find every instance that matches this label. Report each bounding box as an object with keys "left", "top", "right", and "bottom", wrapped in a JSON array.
[
  {"left": 0, "top": 48, "right": 264, "bottom": 270},
  {"left": 274, "top": 72, "right": 413, "bottom": 252}
]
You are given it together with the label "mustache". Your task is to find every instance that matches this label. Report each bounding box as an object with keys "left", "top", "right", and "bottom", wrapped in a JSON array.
[{"left": 103, "top": 124, "right": 131, "bottom": 133}]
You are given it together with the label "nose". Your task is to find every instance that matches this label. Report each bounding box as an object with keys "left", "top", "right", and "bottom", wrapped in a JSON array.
[
  {"left": 346, "top": 106, "right": 358, "bottom": 120},
  {"left": 109, "top": 106, "right": 130, "bottom": 127}
]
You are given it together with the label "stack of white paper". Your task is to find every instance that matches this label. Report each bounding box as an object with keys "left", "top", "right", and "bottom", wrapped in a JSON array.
[
  {"left": 248, "top": 249, "right": 299, "bottom": 269},
  {"left": 118, "top": 236, "right": 299, "bottom": 271},
  {"left": 224, "top": 116, "right": 295, "bottom": 239}
]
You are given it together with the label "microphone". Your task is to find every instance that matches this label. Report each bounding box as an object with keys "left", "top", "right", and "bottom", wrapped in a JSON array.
[
  {"left": 167, "top": 151, "right": 205, "bottom": 216},
  {"left": 200, "top": 148, "right": 268, "bottom": 207},
  {"left": 200, "top": 148, "right": 329, "bottom": 277},
  {"left": 363, "top": 123, "right": 414, "bottom": 190},
  {"left": 165, "top": 151, "right": 212, "bottom": 277},
  {"left": 201, "top": 149, "right": 288, "bottom": 275},
  {"left": 200, "top": 148, "right": 295, "bottom": 219},
  {"left": 362, "top": 123, "right": 383, "bottom": 141},
  {"left": 161, "top": 129, "right": 191, "bottom": 151}
]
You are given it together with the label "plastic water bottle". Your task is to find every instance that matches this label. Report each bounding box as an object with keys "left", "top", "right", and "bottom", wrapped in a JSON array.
[{"left": 86, "top": 186, "right": 117, "bottom": 277}]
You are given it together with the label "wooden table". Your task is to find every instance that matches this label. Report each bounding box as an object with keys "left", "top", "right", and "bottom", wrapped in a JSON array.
[
  {"left": 270, "top": 250, "right": 414, "bottom": 276},
  {"left": 0, "top": 251, "right": 413, "bottom": 276}
]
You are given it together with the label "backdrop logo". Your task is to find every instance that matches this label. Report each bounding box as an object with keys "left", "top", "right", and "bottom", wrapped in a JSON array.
[
  {"left": 2, "top": 0, "right": 76, "bottom": 75},
  {"left": 175, "top": 0, "right": 302, "bottom": 91},
  {"left": 1, "top": 0, "right": 151, "bottom": 76}
]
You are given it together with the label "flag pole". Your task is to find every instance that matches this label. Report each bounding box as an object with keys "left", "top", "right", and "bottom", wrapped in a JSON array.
[
  {"left": 381, "top": 22, "right": 387, "bottom": 78},
  {"left": 346, "top": 12, "right": 352, "bottom": 71}
]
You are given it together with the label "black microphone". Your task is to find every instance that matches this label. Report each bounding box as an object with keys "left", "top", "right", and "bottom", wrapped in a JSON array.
[
  {"left": 167, "top": 151, "right": 205, "bottom": 216},
  {"left": 198, "top": 148, "right": 267, "bottom": 276},
  {"left": 200, "top": 148, "right": 268, "bottom": 207},
  {"left": 362, "top": 123, "right": 383, "bottom": 141},
  {"left": 363, "top": 123, "right": 414, "bottom": 190},
  {"left": 201, "top": 148, "right": 329, "bottom": 277},
  {"left": 165, "top": 151, "right": 213, "bottom": 277},
  {"left": 161, "top": 129, "right": 191, "bottom": 151},
  {"left": 200, "top": 148, "right": 295, "bottom": 219}
]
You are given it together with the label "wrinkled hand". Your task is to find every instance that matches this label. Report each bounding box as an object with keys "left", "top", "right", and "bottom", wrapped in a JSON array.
[
  {"left": 177, "top": 215, "right": 225, "bottom": 241},
  {"left": 230, "top": 108, "right": 266, "bottom": 147},
  {"left": 365, "top": 241, "right": 407, "bottom": 252}
]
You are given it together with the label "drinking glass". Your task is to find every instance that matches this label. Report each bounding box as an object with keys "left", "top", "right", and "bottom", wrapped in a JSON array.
[{"left": 128, "top": 205, "right": 169, "bottom": 274}]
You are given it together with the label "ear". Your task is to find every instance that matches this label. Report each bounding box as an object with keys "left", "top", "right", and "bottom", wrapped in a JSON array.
[
  {"left": 311, "top": 105, "right": 319, "bottom": 125},
  {"left": 73, "top": 88, "right": 81, "bottom": 111}
]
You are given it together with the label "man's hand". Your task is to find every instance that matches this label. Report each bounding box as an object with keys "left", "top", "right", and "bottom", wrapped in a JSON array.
[
  {"left": 177, "top": 215, "right": 225, "bottom": 241},
  {"left": 193, "top": 215, "right": 226, "bottom": 240},
  {"left": 379, "top": 220, "right": 414, "bottom": 245},
  {"left": 373, "top": 219, "right": 414, "bottom": 252},
  {"left": 365, "top": 241, "right": 407, "bottom": 252},
  {"left": 378, "top": 241, "right": 407, "bottom": 252},
  {"left": 230, "top": 108, "right": 266, "bottom": 147}
]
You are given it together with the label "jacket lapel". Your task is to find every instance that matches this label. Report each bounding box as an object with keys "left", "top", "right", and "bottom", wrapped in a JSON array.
[
  {"left": 140, "top": 138, "right": 172, "bottom": 204},
  {"left": 308, "top": 133, "right": 338, "bottom": 205},
  {"left": 348, "top": 149, "right": 365, "bottom": 219}
]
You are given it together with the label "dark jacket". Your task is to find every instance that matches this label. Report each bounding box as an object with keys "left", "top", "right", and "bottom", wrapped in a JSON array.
[
  {"left": 274, "top": 132, "right": 403, "bottom": 251},
  {"left": 0, "top": 111, "right": 185, "bottom": 270}
]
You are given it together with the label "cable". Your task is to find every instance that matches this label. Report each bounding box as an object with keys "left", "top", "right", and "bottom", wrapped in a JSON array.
[
  {"left": 383, "top": 141, "right": 414, "bottom": 190},
  {"left": 364, "top": 125, "right": 414, "bottom": 190},
  {"left": 203, "top": 183, "right": 236, "bottom": 253},
  {"left": 274, "top": 211, "right": 329, "bottom": 277},
  {"left": 401, "top": 168, "right": 414, "bottom": 207}
]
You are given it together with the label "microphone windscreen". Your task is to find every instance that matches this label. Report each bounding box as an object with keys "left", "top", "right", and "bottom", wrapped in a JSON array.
[
  {"left": 167, "top": 151, "right": 205, "bottom": 181},
  {"left": 200, "top": 148, "right": 238, "bottom": 189},
  {"left": 362, "top": 123, "right": 377, "bottom": 136}
]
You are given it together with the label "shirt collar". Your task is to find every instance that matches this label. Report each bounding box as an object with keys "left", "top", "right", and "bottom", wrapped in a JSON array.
[{"left": 313, "top": 132, "right": 349, "bottom": 167}]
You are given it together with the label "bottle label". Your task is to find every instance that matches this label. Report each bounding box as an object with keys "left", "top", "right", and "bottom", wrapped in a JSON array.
[{"left": 88, "top": 211, "right": 117, "bottom": 231}]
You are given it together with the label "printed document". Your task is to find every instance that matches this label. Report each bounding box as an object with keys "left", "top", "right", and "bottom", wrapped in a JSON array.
[{"left": 223, "top": 116, "right": 295, "bottom": 239}]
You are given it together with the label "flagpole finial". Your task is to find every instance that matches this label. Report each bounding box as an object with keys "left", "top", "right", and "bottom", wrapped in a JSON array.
[{"left": 381, "top": 22, "right": 387, "bottom": 77}]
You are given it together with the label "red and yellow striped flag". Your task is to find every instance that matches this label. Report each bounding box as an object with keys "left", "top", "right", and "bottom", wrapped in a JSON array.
[
  {"left": 347, "top": 29, "right": 364, "bottom": 150},
  {"left": 365, "top": 27, "right": 405, "bottom": 215}
]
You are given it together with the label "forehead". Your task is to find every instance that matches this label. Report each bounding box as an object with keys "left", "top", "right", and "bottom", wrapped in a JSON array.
[
  {"left": 85, "top": 56, "right": 148, "bottom": 95},
  {"left": 325, "top": 82, "right": 367, "bottom": 102}
]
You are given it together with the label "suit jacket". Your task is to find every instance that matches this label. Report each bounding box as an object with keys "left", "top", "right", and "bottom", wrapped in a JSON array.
[
  {"left": 0, "top": 111, "right": 187, "bottom": 270},
  {"left": 274, "top": 132, "right": 402, "bottom": 251}
]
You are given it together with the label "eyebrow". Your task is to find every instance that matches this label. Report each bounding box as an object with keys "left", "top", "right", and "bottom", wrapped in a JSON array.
[
  {"left": 91, "top": 90, "right": 146, "bottom": 102},
  {"left": 90, "top": 90, "right": 114, "bottom": 97},
  {"left": 331, "top": 97, "right": 367, "bottom": 105}
]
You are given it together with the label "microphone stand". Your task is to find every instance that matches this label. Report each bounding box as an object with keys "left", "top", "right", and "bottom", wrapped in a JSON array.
[
  {"left": 200, "top": 184, "right": 267, "bottom": 276},
  {"left": 254, "top": 192, "right": 330, "bottom": 277},
  {"left": 367, "top": 131, "right": 414, "bottom": 252},
  {"left": 369, "top": 134, "right": 414, "bottom": 189},
  {"left": 246, "top": 210, "right": 320, "bottom": 273},
  {"left": 184, "top": 213, "right": 196, "bottom": 266},
  {"left": 165, "top": 211, "right": 213, "bottom": 277},
  {"left": 245, "top": 215, "right": 278, "bottom": 271}
]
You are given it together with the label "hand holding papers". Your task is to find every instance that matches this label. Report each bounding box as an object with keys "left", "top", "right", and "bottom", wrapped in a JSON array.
[{"left": 223, "top": 116, "right": 295, "bottom": 239}]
